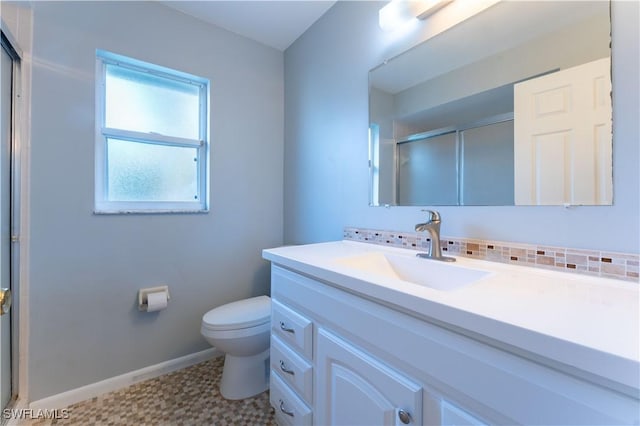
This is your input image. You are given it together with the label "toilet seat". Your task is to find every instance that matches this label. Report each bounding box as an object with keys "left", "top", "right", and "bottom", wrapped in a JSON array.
[{"left": 202, "top": 295, "right": 270, "bottom": 331}]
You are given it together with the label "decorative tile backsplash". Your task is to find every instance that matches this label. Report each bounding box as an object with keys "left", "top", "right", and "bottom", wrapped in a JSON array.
[{"left": 344, "top": 227, "right": 640, "bottom": 283}]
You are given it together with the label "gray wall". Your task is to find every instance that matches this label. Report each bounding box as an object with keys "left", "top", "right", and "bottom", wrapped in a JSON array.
[
  {"left": 393, "top": 13, "right": 611, "bottom": 122},
  {"left": 284, "top": 0, "right": 639, "bottom": 253},
  {"left": 28, "top": 2, "right": 283, "bottom": 400}
]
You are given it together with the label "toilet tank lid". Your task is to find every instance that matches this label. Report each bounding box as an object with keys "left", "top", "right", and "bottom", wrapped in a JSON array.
[{"left": 202, "top": 295, "right": 271, "bottom": 330}]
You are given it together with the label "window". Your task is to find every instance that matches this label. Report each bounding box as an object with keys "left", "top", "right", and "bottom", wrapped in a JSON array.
[{"left": 95, "top": 50, "right": 209, "bottom": 213}]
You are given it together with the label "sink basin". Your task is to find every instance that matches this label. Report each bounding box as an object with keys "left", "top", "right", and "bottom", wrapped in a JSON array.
[{"left": 335, "top": 252, "right": 491, "bottom": 291}]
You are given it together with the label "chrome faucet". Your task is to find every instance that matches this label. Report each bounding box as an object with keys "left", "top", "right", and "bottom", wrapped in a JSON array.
[{"left": 415, "top": 210, "right": 455, "bottom": 262}]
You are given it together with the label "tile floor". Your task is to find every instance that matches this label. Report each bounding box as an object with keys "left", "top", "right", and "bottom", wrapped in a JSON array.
[{"left": 24, "top": 356, "right": 275, "bottom": 426}]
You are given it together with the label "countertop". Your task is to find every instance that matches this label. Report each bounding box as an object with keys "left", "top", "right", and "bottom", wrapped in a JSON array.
[{"left": 263, "top": 240, "right": 639, "bottom": 395}]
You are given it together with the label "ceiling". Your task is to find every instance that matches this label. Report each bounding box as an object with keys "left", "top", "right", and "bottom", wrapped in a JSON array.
[{"left": 161, "top": 1, "right": 337, "bottom": 51}]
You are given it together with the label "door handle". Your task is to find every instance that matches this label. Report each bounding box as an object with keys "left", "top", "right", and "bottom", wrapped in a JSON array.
[{"left": 0, "top": 288, "right": 11, "bottom": 315}]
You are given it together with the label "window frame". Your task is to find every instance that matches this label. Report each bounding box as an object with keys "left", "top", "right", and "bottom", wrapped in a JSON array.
[{"left": 94, "top": 50, "right": 209, "bottom": 214}]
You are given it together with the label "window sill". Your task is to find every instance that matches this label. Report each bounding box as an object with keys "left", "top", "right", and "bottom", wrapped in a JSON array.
[{"left": 93, "top": 209, "right": 209, "bottom": 215}]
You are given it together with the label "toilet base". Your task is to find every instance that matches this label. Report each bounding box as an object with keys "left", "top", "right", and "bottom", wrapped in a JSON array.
[{"left": 219, "top": 349, "right": 270, "bottom": 400}]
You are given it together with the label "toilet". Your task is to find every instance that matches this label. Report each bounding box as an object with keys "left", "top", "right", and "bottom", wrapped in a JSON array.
[{"left": 200, "top": 295, "right": 271, "bottom": 400}]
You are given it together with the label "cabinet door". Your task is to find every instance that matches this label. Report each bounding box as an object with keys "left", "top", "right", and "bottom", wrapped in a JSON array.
[{"left": 316, "top": 328, "right": 422, "bottom": 426}]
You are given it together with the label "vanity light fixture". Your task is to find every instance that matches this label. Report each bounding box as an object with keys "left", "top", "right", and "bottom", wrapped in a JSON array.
[{"left": 379, "top": 0, "right": 454, "bottom": 32}]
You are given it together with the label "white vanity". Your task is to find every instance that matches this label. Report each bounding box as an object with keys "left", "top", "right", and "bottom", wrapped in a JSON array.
[{"left": 263, "top": 241, "right": 639, "bottom": 425}]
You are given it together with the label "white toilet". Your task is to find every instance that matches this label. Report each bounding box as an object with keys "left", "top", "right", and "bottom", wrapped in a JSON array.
[{"left": 200, "top": 295, "right": 271, "bottom": 400}]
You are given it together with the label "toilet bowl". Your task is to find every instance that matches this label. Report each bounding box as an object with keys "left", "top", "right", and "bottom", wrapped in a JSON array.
[{"left": 201, "top": 295, "right": 271, "bottom": 400}]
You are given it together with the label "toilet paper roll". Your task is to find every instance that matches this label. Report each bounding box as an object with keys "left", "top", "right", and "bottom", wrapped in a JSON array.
[{"left": 146, "top": 291, "right": 168, "bottom": 312}]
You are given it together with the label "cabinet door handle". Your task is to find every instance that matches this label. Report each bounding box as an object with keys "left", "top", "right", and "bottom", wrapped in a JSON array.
[
  {"left": 279, "top": 399, "right": 295, "bottom": 417},
  {"left": 279, "top": 321, "right": 295, "bottom": 334},
  {"left": 279, "top": 360, "right": 295, "bottom": 375},
  {"left": 398, "top": 409, "right": 412, "bottom": 424}
]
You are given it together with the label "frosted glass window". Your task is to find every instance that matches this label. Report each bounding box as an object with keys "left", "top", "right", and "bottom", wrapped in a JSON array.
[
  {"left": 107, "top": 139, "right": 199, "bottom": 202},
  {"left": 95, "top": 50, "right": 209, "bottom": 213},
  {"left": 105, "top": 65, "right": 201, "bottom": 140}
]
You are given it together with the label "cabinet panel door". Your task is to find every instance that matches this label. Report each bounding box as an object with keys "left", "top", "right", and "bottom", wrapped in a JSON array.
[{"left": 316, "top": 328, "right": 422, "bottom": 426}]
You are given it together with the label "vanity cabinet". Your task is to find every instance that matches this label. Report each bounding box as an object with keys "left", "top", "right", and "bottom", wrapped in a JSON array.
[{"left": 269, "top": 264, "right": 639, "bottom": 425}]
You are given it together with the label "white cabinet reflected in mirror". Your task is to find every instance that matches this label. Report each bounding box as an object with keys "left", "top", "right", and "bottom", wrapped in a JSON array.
[{"left": 369, "top": 1, "right": 612, "bottom": 206}]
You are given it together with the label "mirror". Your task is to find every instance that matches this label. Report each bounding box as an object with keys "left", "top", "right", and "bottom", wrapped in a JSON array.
[{"left": 369, "top": 1, "right": 612, "bottom": 206}]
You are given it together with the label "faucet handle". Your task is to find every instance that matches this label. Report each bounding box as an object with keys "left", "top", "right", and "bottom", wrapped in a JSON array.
[{"left": 421, "top": 209, "right": 441, "bottom": 222}]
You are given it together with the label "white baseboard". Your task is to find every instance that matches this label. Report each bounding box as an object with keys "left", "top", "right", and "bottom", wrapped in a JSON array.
[{"left": 29, "top": 348, "right": 222, "bottom": 411}]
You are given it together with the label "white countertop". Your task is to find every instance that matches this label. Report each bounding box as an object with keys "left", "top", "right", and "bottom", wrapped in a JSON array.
[{"left": 263, "top": 240, "right": 640, "bottom": 394}]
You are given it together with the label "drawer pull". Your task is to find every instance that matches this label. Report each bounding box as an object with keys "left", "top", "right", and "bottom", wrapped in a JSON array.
[
  {"left": 279, "top": 399, "right": 295, "bottom": 417},
  {"left": 279, "top": 360, "right": 295, "bottom": 375},
  {"left": 280, "top": 321, "right": 295, "bottom": 334}
]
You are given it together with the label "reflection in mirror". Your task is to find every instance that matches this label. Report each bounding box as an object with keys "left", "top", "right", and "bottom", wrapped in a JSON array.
[{"left": 369, "top": 1, "right": 612, "bottom": 206}]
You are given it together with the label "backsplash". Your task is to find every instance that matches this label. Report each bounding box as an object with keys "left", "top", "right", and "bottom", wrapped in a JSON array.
[{"left": 344, "top": 227, "right": 639, "bottom": 283}]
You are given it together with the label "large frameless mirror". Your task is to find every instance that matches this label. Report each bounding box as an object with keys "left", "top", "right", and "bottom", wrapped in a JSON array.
[{"left": 369, "top": 1, "right": 612, "bottom": 206}]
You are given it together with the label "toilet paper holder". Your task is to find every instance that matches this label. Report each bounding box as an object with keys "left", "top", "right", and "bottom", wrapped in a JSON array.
[{"left": 138, "top": 285, "right": 170, "bottom": 312}]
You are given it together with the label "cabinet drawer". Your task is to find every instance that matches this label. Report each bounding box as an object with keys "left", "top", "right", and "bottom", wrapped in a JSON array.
[
  {"left": 270, "top": 371, "right": 312, "bottom": 426},
  {"left": 271, "top": 335, "right": 313, "bottom": 404},
  {"left": 272, "top": 299, "right": 313, "bottom": 360}
]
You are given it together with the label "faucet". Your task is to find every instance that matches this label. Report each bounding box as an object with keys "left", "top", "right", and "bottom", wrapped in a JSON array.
[{"left": 415, "top": 210, "right": 455, "bottom": 262}]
